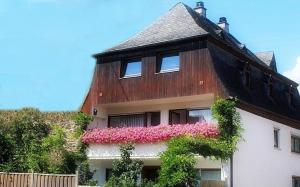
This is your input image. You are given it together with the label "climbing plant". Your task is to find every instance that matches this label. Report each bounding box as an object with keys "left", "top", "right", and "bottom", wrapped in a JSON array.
[{"left": 156, "top": 98, "right": 242, "bottom": 187}]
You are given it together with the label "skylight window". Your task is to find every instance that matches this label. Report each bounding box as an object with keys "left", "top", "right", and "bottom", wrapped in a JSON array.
[
  {"left": 157, "top": 53, "right": 180, "bottom": 73},
  {"left": 121, "top": 60, "right": 142, "bottom": 78}
]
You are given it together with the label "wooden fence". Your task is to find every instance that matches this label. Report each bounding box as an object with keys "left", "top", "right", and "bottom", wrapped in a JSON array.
[
  {"left": 0, "top": 172, "right": 78, "bottom": 187},
  {"left": 200, "top": 180, "right": 225, "bottom": 187}
]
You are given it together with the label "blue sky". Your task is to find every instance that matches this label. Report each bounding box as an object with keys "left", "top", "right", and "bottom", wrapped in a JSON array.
[{"left": 0, "top": 0, "right": 300, "bottom": 111}]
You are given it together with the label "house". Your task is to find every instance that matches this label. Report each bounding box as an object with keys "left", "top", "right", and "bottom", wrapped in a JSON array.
[{"left": 80, "top": 2, "right": 300, "bottom": 187}]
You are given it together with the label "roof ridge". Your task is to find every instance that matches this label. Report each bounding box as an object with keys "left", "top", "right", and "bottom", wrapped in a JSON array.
[
  {"left": 255, "top": 51, "right": 274, "bottom": 54},
  {"left": 101, "top": 2, "right": 208, "bottom": 54}
]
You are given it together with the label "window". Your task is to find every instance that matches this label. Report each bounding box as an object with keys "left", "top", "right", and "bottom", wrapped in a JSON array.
[
  {"left": 289, "top": 85, "right": 295, "bottom": 107},
  {"left": 141, "top": 166, "right": 160, "bottom": 182},
  {"left": 274, "top": 128, "right": 280, "bottom": 148},
  {"left": 169, "top": 109, "right": 212, "bottom": 125},
  {"left": 106, "top": 168, "right": 112, "bottom": 181},
  {"left": 244, "top": 63, "right": 251, "bottom": 88},
  {"left": 292, "top": 136, "right": 300, "bottom": 153},
  {"left": 293, "top": 177, "right": 300, "bottom": 187},
  {"left": 121, "top": 60, "right": 142, "bottom": 78},
  {"left": 157, "top": 53, "right": 179, "bottom": 73},
  {"left": 108, "top": 112, "right": 160, "bottom": 128},
  {"left": 146, "top": 112, "right": 160, "bottom": 126},
  {"left": 200, "top": 169, "right": 221, "bottom": 181},
  {"left": 267, "top": 76, "right": 273, "bottom": 97}
]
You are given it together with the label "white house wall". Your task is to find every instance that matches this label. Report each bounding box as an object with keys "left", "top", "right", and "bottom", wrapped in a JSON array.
[{"left": 234, "top": 109, "right": 300, "bottom": 187}]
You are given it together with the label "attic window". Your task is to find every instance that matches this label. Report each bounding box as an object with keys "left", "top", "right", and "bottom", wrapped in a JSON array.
[
  {"left": 289, "top": 85, "right": 295, "bottom": 107},
  {"left": 267, "top": 76, "right": 273, "bottom": 97},
  {"left": 244, "top": 63, "right": 251, "bottom": 88},
  {"left": 157, "top": 53, "right": 180, "bottom": 73},
  {"left": 121, "top": 59, "right": 142, "bottom": 78}
]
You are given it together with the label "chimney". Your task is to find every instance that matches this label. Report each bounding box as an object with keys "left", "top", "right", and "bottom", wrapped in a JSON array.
[
  {"left": 194, "top": 1, "right": 206, "bottom": 17},
  {"left": 218, "top": 17, "right": 229, "bottom": 32}
]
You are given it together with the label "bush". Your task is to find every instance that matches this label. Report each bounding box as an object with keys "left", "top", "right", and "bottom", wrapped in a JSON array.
[
  {"left": 157, "top": 98, "right": 242, "bottom": 186},
  {"left": 0, "top": 109, "right": 96, "bottom": 185},
  {"left": 1, "top": 108, "right": 50, "bottom": 172}
]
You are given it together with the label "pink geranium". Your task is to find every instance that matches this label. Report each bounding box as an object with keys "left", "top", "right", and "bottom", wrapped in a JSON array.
[{"left": 82, "top": 123, "right": 219, "bottom": 144}]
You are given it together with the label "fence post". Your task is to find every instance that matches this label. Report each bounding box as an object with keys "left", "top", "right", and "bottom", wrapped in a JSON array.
[
  {"left": 30, "top": 171, "right": 34, "bottom": 187},
  {"left": 75, "top": 170, "right": 79, "bottom": 187}
]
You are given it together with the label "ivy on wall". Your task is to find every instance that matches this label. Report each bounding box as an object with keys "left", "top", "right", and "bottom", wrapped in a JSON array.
[{"left": 156, "top": 98, "right": 242, "bottom": 187}]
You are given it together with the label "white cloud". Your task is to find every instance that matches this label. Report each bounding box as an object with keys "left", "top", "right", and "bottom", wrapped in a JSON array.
[{"left": 284, "top": 56, "right": 300, "bottom": 90}]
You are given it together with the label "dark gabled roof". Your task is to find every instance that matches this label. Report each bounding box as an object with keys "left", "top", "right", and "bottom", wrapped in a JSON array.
[
  {"left": 94, "top": 2, "right": 296, "bottom": 87},
  {"left": 255, "top": 51, "right": 278, "bottom": 72},
  {"left": 95, "top": 3, "right": 271, "bottom": 68},
  {"left": 102, "top": 3, "right": 209, "bottom": 53}
]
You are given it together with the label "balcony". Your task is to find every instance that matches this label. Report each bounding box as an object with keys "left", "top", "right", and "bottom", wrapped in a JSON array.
[{"left": 83, "top": 123, "right": 219, "bottom": 158}]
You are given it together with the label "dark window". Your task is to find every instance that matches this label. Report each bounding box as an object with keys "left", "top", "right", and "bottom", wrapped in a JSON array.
[
  {"left": 108, "top": 112, "right": 160, "bottom": 128},
  {"left": 291, "top": 136, "right": 300, "bottom": 153},
  {"left": 141, "top": 166, "right": 160, "bottom": 182},
  {"left": 106, "top": 168, "right": 112, "bottom": 181},
  {"left": 169, "top": 109, "right": 212, "bottom": 125},
  {"left": 169, "top": 109, "right": 187, "bottom": 124},
  {"left": 146, "top": 112, "right": 161, "bottom": 127},
  {"left": 293, "top": 177, "right": 300, "bottom": 187},
  {"left": 157, "top": 53, "right": 179, "bottom": 73},
  {"left": 121, "top": 60, "right": 142, "bottom": 78},
  {"left": 289, "top": 86, "right": 295, "bottom": 107},
  {"left": 268, "top": 76, "right": 273, "bottom": 97},
  {"left": 274, "top": 128, "right": 280, "bottom": 148},
  {"left": 244, "top": 64, "right": 251, "bottom": 88}
]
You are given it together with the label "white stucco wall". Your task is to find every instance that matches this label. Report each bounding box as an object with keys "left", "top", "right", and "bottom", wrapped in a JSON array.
[
  {"left": 87, "top": 142, "right": 223, "bottom": 186},
  {"left": 234, "top": 109, "right": 300, "bottom": 187},
  {"left": 87, "top": 143, "right": 167, "bottom": 159}
]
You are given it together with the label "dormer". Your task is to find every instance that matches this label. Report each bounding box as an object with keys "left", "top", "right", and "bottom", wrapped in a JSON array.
[{"left": 255, "top": 51, "right": 277, "bottom": 72}]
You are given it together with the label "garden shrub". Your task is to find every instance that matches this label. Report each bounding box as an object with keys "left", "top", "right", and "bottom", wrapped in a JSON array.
[{"left": 0, "top": 109, "right": 96, "bottom": 185}]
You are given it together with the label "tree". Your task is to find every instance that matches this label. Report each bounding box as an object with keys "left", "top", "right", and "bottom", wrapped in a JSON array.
[
  {"left": 0, "top": 129, "right": 13, "bottom": 171},
  {"left": 4, "top": 108, "right": 50, "bottom": 172},
  {"left": 105, "top": 144, "right": 143, "bottom": 187}
]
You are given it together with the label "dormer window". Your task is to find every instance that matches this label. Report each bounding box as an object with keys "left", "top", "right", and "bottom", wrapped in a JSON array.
[
  {"left": 157, "top": 53, "right": 180, "bottom": 73},
  {"left": 244, "top": 63, "right": 251, "bottom": 88},
  {"left": 289, "top": 85, "right": 295, "bottom": 107},
  {"left": 121, "top": 59, "right": 142, "bottom": 78},
  {"left": 268, "top": 76, "right": 273, "bottom": 97}
]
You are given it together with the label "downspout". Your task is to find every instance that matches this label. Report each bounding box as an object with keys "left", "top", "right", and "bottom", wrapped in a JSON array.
[{"left": 230, "top": 155, "right": 233, "bottom": 187}]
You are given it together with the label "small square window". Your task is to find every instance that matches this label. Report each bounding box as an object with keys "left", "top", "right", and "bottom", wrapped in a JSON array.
[
  {"left": 274, "top": 128, "right": 279, "bottom": 148},
  {"left": 291, "top": 136, "right": 300, "bottom": 153},
  {"left": 293, "top": 177, "right": 300, "bottom": 187},
  {"left": 121, "top": 60, "right": 142, "bottom": 78},
  {"left": 157, "top": 53, "right": 180, "bottom": 73}
]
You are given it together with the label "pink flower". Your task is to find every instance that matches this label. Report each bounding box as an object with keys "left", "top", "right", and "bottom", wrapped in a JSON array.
[{"left": 82, "top": 123, "right": 219, "bottom": 144}]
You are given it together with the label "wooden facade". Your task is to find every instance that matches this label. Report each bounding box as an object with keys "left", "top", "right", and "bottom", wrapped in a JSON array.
[{"left": 84, "top": 47, "right": 227, "bottom": 110}]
